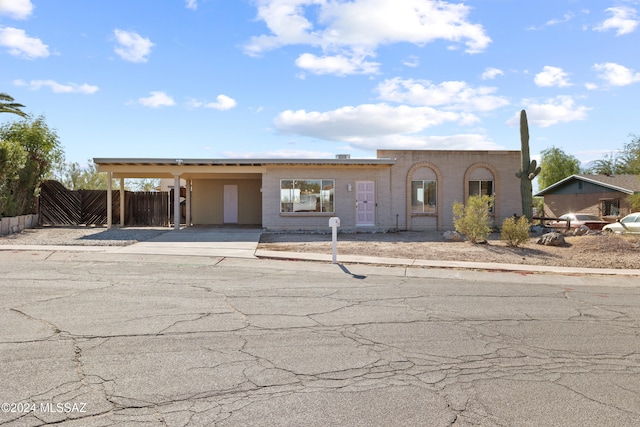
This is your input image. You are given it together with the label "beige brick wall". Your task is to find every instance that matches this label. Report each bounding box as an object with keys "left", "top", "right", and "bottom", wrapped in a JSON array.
[
  {"left": 378, "top": 150, "right": 522, "bottom": 231},
  {"left": 261, "top": 165, "right": 393, "bottom": 231},
  {"left": 260, "top": 151, "right": 522, "bottom": 232}
]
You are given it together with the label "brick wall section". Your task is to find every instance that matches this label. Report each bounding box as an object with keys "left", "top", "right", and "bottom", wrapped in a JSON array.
[
  {"left": 261, "top": 150, "right": 522, "bottom": 232},
  {"left": 261, "top": 165, "right": 392, "bottom": 231},
  {"left": 379, "top": 150, "right": 522, "bottom": 231}
]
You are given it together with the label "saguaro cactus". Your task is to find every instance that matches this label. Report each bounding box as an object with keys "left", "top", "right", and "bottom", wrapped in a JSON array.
[{"left": 515, "top": 110, "right": 541, "bottom": 221}]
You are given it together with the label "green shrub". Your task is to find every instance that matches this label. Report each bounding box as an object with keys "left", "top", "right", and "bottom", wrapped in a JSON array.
[
  {"left": 452, "top": 195, "right": 493, "bottom": 243},
  {"left": 501, "top": 215, "right": 531, "bottom": 247}
]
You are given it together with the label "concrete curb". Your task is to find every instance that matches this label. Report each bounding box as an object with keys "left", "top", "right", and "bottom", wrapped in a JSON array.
[
  {"left": 1, "top": 244, "right": 638, "bottom": 277},
  {"left": 254, "top": 249, "right": 640, "bottom": 276}
]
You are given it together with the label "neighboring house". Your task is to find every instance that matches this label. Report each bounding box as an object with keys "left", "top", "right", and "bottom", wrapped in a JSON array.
[
  {"left": 535, "top": 174, "right": 640, "bottom": 220},
  {"left": 94, "top": 150, "right": 522, "bottom": 231}
]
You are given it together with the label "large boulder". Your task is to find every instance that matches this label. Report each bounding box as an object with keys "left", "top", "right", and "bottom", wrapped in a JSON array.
[
  {"left": 536, "top": 232, "right": 566, "bottom": 247},
  {"left": 443, "top": 230, "right": 463, "bottom": 242}
]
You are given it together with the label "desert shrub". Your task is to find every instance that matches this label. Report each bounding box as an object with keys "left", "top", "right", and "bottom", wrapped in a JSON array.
[
  {"left": 452, "top": 195, "right": 493, "bottom": 243},
  {"left": 501, "top": 215, "right": 530, "bottom": 247}
]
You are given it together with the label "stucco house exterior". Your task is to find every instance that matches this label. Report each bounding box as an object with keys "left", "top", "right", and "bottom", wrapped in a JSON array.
[
  {"left": 535, "top": 174, "right": 640, "bottom": 220},
  {"left": 94, "top": 149, "right": 522, "bottom": 232}
]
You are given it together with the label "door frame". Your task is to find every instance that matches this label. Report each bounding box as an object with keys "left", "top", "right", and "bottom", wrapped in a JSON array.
[{"left": 355, "top": 180, "right": 375, "bottom": 226}]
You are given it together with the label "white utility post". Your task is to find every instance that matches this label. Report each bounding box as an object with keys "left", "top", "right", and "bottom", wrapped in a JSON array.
[{"left": 329, "top": 217, "right": 340, "bottom": 264}]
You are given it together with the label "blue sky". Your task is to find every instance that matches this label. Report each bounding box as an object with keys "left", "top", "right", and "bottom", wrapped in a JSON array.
[{"left": 1, "top": 0, "right": 639, "bottom": 168}]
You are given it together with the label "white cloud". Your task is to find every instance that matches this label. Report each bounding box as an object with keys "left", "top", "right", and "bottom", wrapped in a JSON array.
[
  {"left": 0, "top": 0, "right": 34, "bottom": 19},
  {"left": 593, "top": 62, "right": 640, "bottom": 86},
  {"left": 370, "top": 134, "right": 501, "bottom": 151},
  {"left": 295, "top": 52, "right": 380, "bottom": 75},
  {"left": 113, "top": 29, "right": 154, "bottom": 63},
  {"left": 221, "top": 149, "right": 335, "bottom": 159},
  {"left": 534, "top": 66, "right": 572, "bottom": 87},
  {"left": 274, "top": 103, "right": 471, "bottom": 144},
  {"left": 137, "top": 91, "right": 175, "bottom": 108},
  {"left": 481, "top": 67, "right": 504, "bottom": 80},
  {"left": 0, "top": 26, "right": 48, "bottom": 59},
  {"left": 512, "top": 96, "right": 590, "bottom": 127},
  {"left": 546, "top": 12, "right": 574, "bottom": 27},
  {"left": 594, "top": 6, "right": 638, "bottom": 35},
  {"left": 13, "top": 79, "right": 99, "bottom": 94},
  {"left": 402, "top": 55, "right": 420, "bottom": 68},
  {"left": 376, "top": 78, "right": 509, "bottom": 113},
  {"left": 244, "top": 0, "right": 490, "bottom": 75},
  {"left": 188, "top": 94, "right": 237, "bottom": 110},
  {"left": 273, "top": 103, "right": 502, "bottom": 150},
  {"left": 185, "top": 0, "right": 197, "bottom": 10}
]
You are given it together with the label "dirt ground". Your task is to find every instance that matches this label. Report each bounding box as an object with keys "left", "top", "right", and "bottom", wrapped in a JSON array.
[{"left": 258, "top": 231, "right": 640, "bottom": 270}]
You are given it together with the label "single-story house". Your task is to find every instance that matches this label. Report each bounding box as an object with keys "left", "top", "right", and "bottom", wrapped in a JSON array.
[
  {"left": 94, "top": 149, "right": 523, "bottom": 232},
  {"left": 535, "top": 174, "right": 640, "bottom": 220}
]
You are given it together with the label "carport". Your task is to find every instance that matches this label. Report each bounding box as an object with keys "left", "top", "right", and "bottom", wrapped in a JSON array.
[{"left": 95, "top": 158, "right": 266, "bottom": 230}]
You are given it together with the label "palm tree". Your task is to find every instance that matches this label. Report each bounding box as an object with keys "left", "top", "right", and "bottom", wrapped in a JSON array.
[{"left": 0, "top": 93, "right": 28, "bottom": 117}]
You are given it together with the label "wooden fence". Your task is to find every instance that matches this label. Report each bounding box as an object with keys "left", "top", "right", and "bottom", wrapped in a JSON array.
[{"left": 39, "top": 180, "right": 169, "bottom": 226}]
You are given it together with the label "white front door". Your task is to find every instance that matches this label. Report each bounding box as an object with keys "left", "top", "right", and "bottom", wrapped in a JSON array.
[
  {"left": 223, "top": 185, "right": 238, "bottom": 223},
  {"left": 356, "top": 181, "right": 375, "bottom": 226}
]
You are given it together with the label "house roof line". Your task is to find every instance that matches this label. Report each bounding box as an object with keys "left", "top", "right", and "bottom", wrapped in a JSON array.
[
  {"left": 93, "top": 158, "right": 396, "bottom": 166},
  {"left": 535, "top": 174, "right": 638, "bottom": 196}
]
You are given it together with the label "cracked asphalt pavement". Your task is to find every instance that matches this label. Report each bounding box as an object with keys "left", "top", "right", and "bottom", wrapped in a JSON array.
[{"left": 1, "top": 250, "right": 639, "bottom": 426}]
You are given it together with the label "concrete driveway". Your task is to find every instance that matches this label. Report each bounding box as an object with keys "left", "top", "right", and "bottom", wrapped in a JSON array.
[{"left": 112, "top": 226, "right": 262, "bottom": 258}]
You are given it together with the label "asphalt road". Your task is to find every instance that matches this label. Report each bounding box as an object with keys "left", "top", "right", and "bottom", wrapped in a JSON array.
[{"left": 1, "top": 250, "right": 639, "bottom": 426}]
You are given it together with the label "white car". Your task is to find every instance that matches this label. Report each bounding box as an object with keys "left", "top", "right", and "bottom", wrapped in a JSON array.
[{"left": 602, "top": 213, "right": 640, "bottom": 234}]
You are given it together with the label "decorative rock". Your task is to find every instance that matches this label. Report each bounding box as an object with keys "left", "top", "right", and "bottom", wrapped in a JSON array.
[
  {"left": 530, "top": 224, "right": 548, "bottom": 235},
  {"left": 443, "top": 230, "right": 463, "bottom": 242},
  {"left": 574, "top": 225, "right": 590, "bottom": 236},
  {"left": 536, "top": 232, "right": 566, "bottom": 247}
]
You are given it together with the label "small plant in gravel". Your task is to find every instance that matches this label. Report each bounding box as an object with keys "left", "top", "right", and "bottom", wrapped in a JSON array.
[
  {"left": 500, "top": 215, "right": 531, "bottom": 247},
  {"left": 452, "top": 195, "right": 493, "bottom": 243}
]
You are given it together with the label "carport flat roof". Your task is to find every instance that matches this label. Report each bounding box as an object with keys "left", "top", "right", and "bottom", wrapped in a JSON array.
[{"left": 93, "top": 157, "right": 396, "bottom": 166}]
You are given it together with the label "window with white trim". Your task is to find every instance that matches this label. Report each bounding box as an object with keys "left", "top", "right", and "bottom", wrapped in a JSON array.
[
  {"left": 411, "top": 180, "right": 437, "bottom": 213},
  {"left": 280, "top": 179, "right": 334, "bottom": 213}
]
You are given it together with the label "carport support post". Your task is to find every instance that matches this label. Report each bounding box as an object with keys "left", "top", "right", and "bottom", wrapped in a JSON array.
[
  {"left": 186, "top": 179, "right": 192, "bottom": 227},
  {"left": 120, "top": 178, "right": 125, "bottom": 226},
  {"left": 173, "top": 174, "right": 181, "bottom": 230},
  {"left": 107, "top": 172, "right": 113, "bottom": 228}
]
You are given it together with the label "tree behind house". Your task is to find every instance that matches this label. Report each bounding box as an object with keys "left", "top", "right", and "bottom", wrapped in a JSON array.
[
  {"left": 54, "top": 160, "right": 159, "bottom": 191},
  {"left": 536, "top": 146, "right": 581, "bottom": 190}
]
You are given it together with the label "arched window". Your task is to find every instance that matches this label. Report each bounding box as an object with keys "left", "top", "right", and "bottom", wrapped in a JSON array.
[
  {"left": 411, "top": 167, "right": 437, "bottom": 213},
  {"left": 465, "top": 164, "right": 498, "bottom": 214}
]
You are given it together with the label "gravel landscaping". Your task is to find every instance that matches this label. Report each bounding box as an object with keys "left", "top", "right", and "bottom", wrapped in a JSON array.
[{"left": 0, "top": 226, "right": 170, "bottom": 246}]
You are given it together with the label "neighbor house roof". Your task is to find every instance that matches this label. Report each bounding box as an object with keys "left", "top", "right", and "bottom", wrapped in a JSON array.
[{"left": 535, "top": 174, "right": 640, "bottom": 196}]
